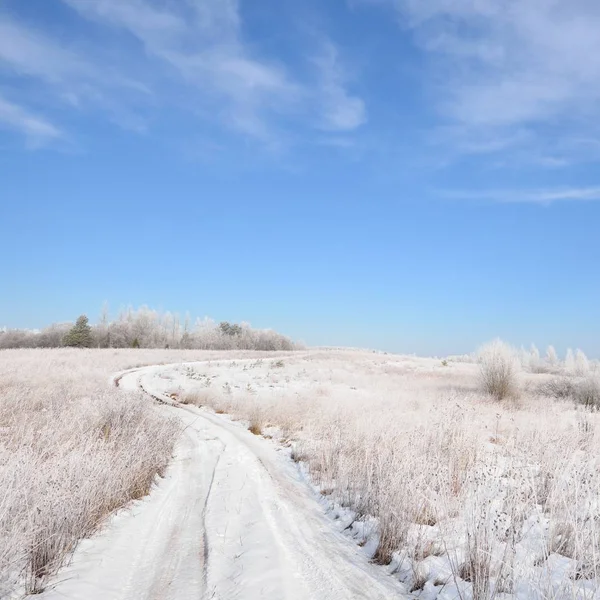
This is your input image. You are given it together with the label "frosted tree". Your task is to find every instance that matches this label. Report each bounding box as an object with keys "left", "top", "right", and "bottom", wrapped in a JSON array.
[
  {"left": 171, "top": 313, "right": 180, "bottom": 348},
  {"left": 161, "top": 312, "right": 174, "bottom": 347},
  {"left": 529, "top": 344, "right": 540, "bottom": 372},
  {"left": 564, "top": 348, "right": 575, "bottom": 373},
  {"left": 131, "top": 306, "right": 158, "bottom": 347},
  {"left": 575, "top": 349, "right": 590, "bottom": 376},
  {"left": 545, "top": 345, "right": 558, "bottom": 366},
  {"left": 37, "top": 323, "right": 72, "bottom": 348},
  {"left": 96, "top": 302, "right": 110, "bottom": 348},
  {"left": 518, "top": 347, "right": 530, "bottom": 370},
  {"left": 192, "top": 317, "right": 219, "bottom": 349},
  {"left": 108, "top": 319, "right": 132, "bottom": 348}
]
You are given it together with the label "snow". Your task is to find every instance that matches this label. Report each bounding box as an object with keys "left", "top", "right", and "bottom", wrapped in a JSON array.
[
  {"left": 29, "top": 353, "right": 600, "bottom": 600},
  {"left": 32, "top": 364, "right": 406, "bottom": 600}
]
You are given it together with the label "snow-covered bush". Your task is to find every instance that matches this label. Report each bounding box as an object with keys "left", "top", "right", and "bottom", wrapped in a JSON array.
[
  {"left": 539, "top": 376, "right": 576, "bottom": 399},
  {"left": 574, "top": 375, "right": 600, "bottom": 409},
  {"left": 477, "top": 339, "right": 520, "bottom": 400},
  {"left": 540, "top": 374, "right": 600, "bottom": 409}
]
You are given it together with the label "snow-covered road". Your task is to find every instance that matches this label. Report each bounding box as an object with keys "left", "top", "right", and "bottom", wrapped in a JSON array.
[{"left": 35, "top": 364, "right": 406, "bottom": 600}]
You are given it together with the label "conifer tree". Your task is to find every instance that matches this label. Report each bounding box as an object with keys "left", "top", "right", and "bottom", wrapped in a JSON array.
[{"left": 63, "top": 315, "right": 93, "bottom": 348}]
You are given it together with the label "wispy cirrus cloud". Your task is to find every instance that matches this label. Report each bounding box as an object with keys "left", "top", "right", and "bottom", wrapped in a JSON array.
[
  {"left": 0, "top": 0, "right": 366, "bottom": 148},
  {"left": 0, "top": 16, "right": 149, "bottom": 106},
  {"left": 368, "top": 0, "right": 600, "bottom": 163},
  {"left": 0, "top": 12, "right": 153, "bottom": 143},
  {"left": 0, "top": 19, "right": 85, "bottom": 84},
  {"left": 0, "top": 94, "right": 61, "bottom": 145},
  {"left": 441, "top": 186, "right": 600, "bottom": 205},
  {"left": 61, "top": 0, "right": 299, "bottom": 140},
  {"left": 313, "top": 41, "right": 366, "bottom": 132}
]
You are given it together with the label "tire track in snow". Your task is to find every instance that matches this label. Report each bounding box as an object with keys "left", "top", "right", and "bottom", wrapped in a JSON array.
[{"left": 199, "top": 436, "right": 223, "bottom": 598}]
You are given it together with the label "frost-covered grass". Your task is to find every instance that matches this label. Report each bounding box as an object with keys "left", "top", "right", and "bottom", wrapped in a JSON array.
[
  {"left": 3, "top": 347, "right": 600, "bottom": 600},
  {"left": 0, "top": 348, "right": 293, "bottom": 597},
  {"left": 175, "top": 350, "right": 600, "bottom": 600}
]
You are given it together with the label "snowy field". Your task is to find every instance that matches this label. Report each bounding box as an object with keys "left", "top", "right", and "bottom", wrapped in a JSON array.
[{"left": 1, "top": 347, "right": 600, "bottom": 599}]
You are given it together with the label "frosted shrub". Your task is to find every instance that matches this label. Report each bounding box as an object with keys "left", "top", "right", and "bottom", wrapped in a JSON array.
[
  {"left": 539, "top": 376, "right": 576, "bottom": 399},
  {"left": 540, "top": 371, "right": 600, "bottom": 409},
  {"left": 574, "top": 375, "right": 600, "bottom": 409},
  {"left": 477, "top": 339, "right": 520, "bottom": 400}
]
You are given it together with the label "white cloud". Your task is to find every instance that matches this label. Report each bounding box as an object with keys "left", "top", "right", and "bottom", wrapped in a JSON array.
[
  {"left": 0, "top": 1, "right": 366, "bottom": 147},
  {"left": 384, "top": 0, "right": 600, "bottom": 158},
  {"left": 0, "top": 19, "right": 84, "bottom": 83},
  {"left": 58, "top": 0, "right": 365, "bottom": 141},
  {"left": 442, "top": 186, "right": 600, "bottom": 204},
  {"left": 62, "top": 0, "right": 296, "bottom": 132},
  {"left": 0, "top": 17, "right": 148, "bottom": 94},
  {"left": 0, "top": 13, "right": 151, "bottom": 145},
  {"left": 314, "top": 42, "right": 367, "bottom": 131},
  {"left": 0, "top": 94, "right": 61, "bottom": 144}
]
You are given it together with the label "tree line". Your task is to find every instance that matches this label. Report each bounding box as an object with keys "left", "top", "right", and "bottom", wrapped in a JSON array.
[{"left": 0, "top": 306, "right": 299, "bottom": 351}]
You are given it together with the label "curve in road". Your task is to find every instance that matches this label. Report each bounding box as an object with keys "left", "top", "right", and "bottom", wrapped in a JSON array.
[{"left": 35, "top": 363, "right": 407, "bottom": 600}]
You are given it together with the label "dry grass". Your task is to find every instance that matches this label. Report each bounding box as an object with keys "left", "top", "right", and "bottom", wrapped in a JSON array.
[
  {"left": 248, "top": 422, "right": 263, "bottom": 435},
  {"left": 0, "top": 347, "right": 294, "bottom": 597},
  {"left": 3, "top": 347, "right": 600, "bottom": 600},
  {"left": 171, "top": 349, "right": 600, "bottom": 600}
]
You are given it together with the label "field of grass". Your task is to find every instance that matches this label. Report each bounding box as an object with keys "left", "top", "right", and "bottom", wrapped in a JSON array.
[
  {"left": 0, "top": 348, "right": 293, "bottom": 597},
  {"left": 2, "top": 345, "right": 600, "bottom": 599},
  {"left": 175, "top": 347, "right": 600, "bottom": 599}
]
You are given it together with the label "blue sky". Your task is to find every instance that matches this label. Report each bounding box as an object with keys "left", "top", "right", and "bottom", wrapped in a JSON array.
[{"left": 1, "top": 0, "right": 600, "bottom": 356}]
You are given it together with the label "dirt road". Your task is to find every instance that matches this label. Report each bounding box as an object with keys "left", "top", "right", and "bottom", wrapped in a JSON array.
[{"left": 36, "top": 364, "right": 406, "bottom": 600}]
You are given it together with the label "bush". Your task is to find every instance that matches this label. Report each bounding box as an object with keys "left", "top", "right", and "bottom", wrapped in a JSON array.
[
  {"left": 574, "top": 376, "right": 600, "bottom": 409},
  {"left": 477, "top": 339, "right": 520, "bottom": 400},
  {"left": 539, "top": 376, "right": 576, "bottom": 399},
  {"left": 540, "top": 375, "right": 600, "bottom": 409}
]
